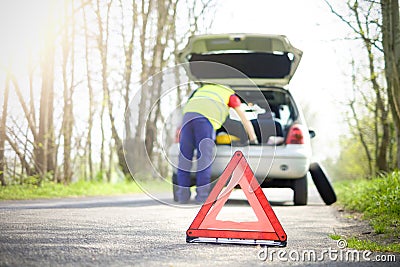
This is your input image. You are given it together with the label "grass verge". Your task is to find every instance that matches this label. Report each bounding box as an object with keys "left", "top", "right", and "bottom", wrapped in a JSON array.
[
  {"left": 332, "top": 171, "right": 400, "bottom": 252},
  {"left": 0, "top": 179, "right": 170, "bottom": 200},
  {"left": 330, "top": 234, "right": 400, "bottom": 253}
]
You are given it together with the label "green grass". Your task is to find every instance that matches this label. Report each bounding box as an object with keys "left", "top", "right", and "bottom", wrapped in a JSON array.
[
  {"left": 0, "top": 179, "right": 170, "bottom": 200},
  {"left": 330, "top": 234, "right": 342, "bottom": 240},
  {"left": 330, "top": 234, "right": 400, "bottom": 253},
  {"left": 332, "top": 171, "right": 400, "bottom": 252}
]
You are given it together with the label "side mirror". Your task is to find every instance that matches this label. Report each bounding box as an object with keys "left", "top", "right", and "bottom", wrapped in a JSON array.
[{"left": 309, "top": 129, "right": 316, "bottom": 139}]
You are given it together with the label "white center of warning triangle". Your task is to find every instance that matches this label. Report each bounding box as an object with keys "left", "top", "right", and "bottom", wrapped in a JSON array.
[
  {"left": 199, "top": 169, "right": 275, "bottom": 232},
  {"left": 216, "top": 197, "right": 257, "bottom": 222}
]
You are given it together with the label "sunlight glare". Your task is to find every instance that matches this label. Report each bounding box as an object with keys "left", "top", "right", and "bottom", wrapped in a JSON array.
[{"left": 0, "top": 0, "right": 62, "bottom": 75}]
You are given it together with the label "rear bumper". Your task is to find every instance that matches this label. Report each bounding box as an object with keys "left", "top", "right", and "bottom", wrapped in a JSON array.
[{"left": 168, "top": 144, "right": 311, "bottom": 180}]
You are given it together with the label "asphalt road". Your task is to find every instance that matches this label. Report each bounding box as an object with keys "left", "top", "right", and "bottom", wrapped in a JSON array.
[{"left": 0, "top": 183, "right": 398, "bottom": 267}]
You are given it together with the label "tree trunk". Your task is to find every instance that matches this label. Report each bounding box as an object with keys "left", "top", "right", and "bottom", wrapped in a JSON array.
[
  {"left": 82, "top": 3, "right": 94, "bottom": 181},
  {"left": 381, "top": 0, "right": 400, "bottom": 169},
  {"left": 61, "top": 0, "right": 75, "bottom": 184},
  {"left": 365, "top": 42, "right": 389, "bottom": 172},
  {"left": 131, "top": 0, "right": 154, "bottom": 175},
  {"left": 107, "top": 141, "right": 113, "bottom": 182},
  {"left": 122, "top": 1, "right": 136, "bottom": 143},
  {"left": 95, "top": 0, "right": 130, "bottom": 177},
  {"left": 34, "top": 6, "right": 57, "bottom": 183},
  {"left": 95, "top": 0, "right": 111, "bottom": 181},
  {"left": 0, "top": 76, "right": 10, "bottom": 186}
]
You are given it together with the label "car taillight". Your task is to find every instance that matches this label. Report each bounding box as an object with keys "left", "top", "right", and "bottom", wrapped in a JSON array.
[
  {"left": 286, "top": 124, "right": 305, "bottom": 144},
  {"left": 175, "top": 127, "right": 181, "bottom": 143}
]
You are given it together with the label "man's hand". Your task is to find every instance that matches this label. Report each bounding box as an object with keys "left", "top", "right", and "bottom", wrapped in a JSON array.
[{"left": 249, "top": 139, "right": 259, "bottom": 145}]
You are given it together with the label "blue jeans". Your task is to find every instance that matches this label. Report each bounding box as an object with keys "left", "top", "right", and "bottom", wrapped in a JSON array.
[{"left": 177, "top": 113, "right": 215, "bottom": 203}]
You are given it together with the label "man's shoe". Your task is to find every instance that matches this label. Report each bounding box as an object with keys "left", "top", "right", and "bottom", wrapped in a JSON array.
[
  {"left": 194, "top": 197, "right": 207, "bottom": 205},
  {"left": 177, "top": 199, "right": 190, "bottom": 204}
]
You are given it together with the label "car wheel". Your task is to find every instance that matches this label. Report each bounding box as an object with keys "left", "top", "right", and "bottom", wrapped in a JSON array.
[
  {"left": 172, "top": 172, "right": 179, "bottom": 202},
  {"left": 292, "top": 175, "right": 308, "bottom": 206},
  {"left": 309, "top": 162, "right": 337, "bottom": 205}
]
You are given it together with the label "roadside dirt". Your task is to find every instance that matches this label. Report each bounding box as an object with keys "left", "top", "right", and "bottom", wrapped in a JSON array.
[{"left": 332, "top": 205, "right": 400, "bottom": 247}]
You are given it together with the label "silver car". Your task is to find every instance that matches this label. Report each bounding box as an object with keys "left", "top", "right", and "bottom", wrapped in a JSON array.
[{"left": 168, "top": 33, "right": 316, "bottom": 205}]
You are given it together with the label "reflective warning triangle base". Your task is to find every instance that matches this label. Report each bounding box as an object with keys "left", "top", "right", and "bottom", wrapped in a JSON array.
[{"left": 186, "top": 151, "right": 287, "bottom": 247}]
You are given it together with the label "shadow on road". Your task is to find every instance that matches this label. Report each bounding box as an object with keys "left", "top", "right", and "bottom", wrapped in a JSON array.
[
  {"left": 0, "top": 187, "right": 327, "bottom": 210},
  {"left": 226, "top": 198, "right": 327, "bottom": 207},
  {"left": 0, "top": 197, "right": 168, "bottom": 210},
  {"left": 0, "top": 196, "right": 328, "bottom": 210},
  {"left": 226, "top": 199, "right": 289, "bottom": 206}
]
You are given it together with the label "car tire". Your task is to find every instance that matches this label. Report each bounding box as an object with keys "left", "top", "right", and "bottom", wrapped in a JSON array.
[
  {"left": 292, "top": 175, "right": 308, "bottom": 206},
  {"left": 309, "top": 162, "right": 337, "bottom": 205}
]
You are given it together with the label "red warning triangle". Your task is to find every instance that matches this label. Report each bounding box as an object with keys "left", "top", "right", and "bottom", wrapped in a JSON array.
[{"left": 186, "top": 151, "right": 287, "bottom": 246}]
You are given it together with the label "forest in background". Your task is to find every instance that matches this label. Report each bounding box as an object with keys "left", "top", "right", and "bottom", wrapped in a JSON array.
[
  {"left": 321, "top": 0, "right": 400, "bottom": 179},
  {"left": 0, "top": 0, "right": 399, "bottom": 187},
  {"left": 0, "top": 0, "right": 216, "bottom": 186}
]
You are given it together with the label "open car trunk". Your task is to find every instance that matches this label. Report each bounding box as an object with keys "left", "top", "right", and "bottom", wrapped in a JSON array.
[
  {"left": 216, "top": 88, "right": 298, "bottom": 146},
  {"left": 179, "top": 34, "right": 303, "bottom": 87}
]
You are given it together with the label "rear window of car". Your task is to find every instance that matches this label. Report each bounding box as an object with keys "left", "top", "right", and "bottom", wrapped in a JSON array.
[{"left": 188, "top": 52, "right": 292, "bottom": 79}]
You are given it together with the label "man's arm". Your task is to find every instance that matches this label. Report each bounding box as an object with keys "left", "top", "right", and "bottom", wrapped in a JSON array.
[{"left": 233, "top": 106, "right": 258, "bottom": 144}]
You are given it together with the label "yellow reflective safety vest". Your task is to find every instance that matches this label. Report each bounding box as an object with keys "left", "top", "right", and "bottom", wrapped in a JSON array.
[{"left": 183, "top": 84, "right": 234, "bottom": 130}]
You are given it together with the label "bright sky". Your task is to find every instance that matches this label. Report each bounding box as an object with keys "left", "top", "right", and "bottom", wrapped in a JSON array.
[
  {"left": 211, "top": 0, "right": 358, "bottom": 160},
  {"left": 0, "top": 0, "right": 61, "bottom": 74}
]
